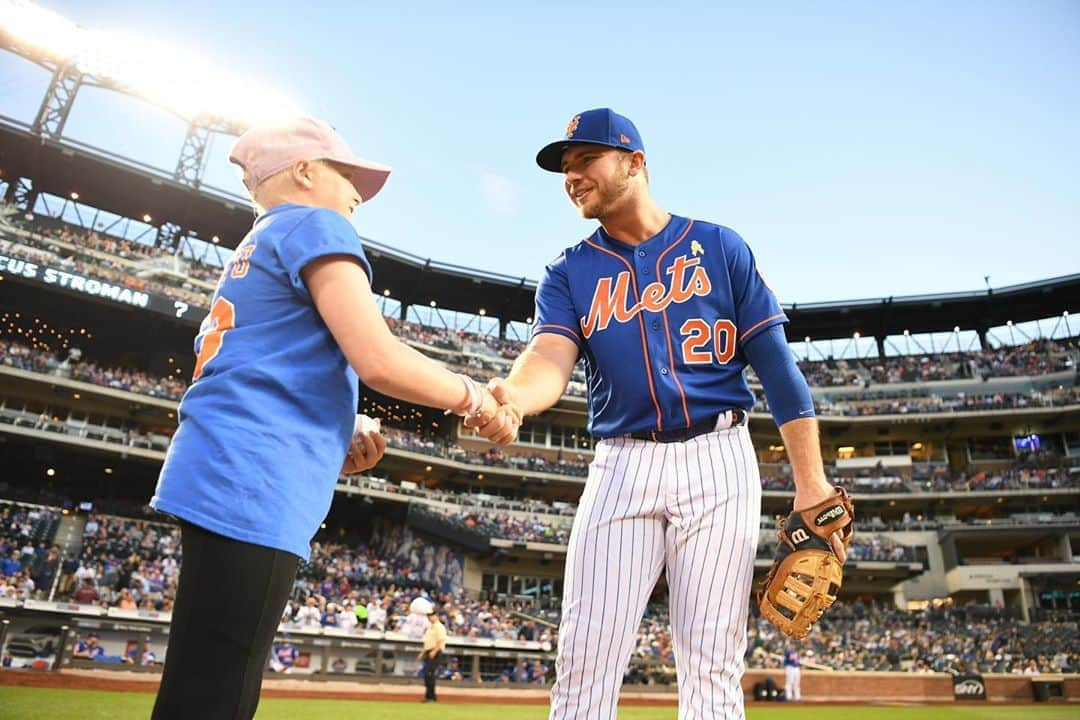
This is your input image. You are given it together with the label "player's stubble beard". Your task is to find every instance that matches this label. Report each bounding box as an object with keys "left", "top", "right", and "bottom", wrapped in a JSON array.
[{"left": 580, "top": 164, "right": 632, "bottom": 221}]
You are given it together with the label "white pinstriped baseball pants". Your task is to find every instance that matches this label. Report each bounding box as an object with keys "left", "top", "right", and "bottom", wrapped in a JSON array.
[{"left": 549, "top": 425, "right": 761, "bottom": 720}]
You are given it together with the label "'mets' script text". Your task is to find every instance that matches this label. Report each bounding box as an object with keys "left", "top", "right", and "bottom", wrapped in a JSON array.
[{"left": 581, "top": 255, "right": 711, "bottom": 338}]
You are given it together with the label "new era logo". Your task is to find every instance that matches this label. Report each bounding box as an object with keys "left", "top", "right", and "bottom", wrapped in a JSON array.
[
  {"left": 619, "top": 133, "right": 631, "bottom": 144},
  {"left": 790, "top": 528, "right": 810, "bottom": 544}
]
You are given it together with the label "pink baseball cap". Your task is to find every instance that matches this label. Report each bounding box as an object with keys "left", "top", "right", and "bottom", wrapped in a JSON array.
[{"left": 229, "top": 116, "right": 392, "bottom": 202}]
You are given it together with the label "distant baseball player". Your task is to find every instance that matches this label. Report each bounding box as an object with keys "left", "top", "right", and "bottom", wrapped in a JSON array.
[
  {"left": 419, "top": 607, "right": 448, "bottom": 702},
  {"left": 471, "top": 108, "right": 849, "bottom": 719},
  {"left": 269, "top": 638, "right": 299, "bottom": 673},
  {"left": 783, "top": 645, "right": 801, "bottom": 701},
  {"left": 150, "top": 116, "right": 518, "bottom": 720}
]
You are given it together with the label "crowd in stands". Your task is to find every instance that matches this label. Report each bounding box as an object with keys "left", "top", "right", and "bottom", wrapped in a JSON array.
[
  {"left": 40, "top": 510, "right": 543, "bottom": 645},
  {"left": 44, "top": 223, "right": 220, "bottom": 287},
  {"left": 3, "top": 207, "right": 220, "bottom": 289},
  {"left": 2, "top": 303, "right": 1075, "bottom": 427},
  {"left": 789, "top": 339, "right": 1075, "bottom": 388},
  {"left": 56, "top": 514, "right": 181, "bottom": 613},
  {"left": 353, "top": 477, "right": 577, "bottom": 518},
  {"left": 381, "top": 427, "right": 590, "bottom": 478},
  {"left": 5, "top": 207, "right": 1076, "bottom": 396},
  {"left": 747, "top": 600, "right": 1078, "bottom": 675},
  {"left": 625, "top": 604, "right": 675, "bottom": 683},
  {"left": 3, "top": 335, "right": 1076, "bottom": 485},
  {"left": 264, "top": 521, "right": 561, "bottom": 647},
  {"left": 0, "top": 339, "right": 186, "bottom": 401},
  {"left": 3, "top": 498, "right": 1078, "bottom": 676},
  {"left": 917, "top": 463, "right": 1077, "bottom": 493},
  {"left": 974, "top": 339, "right": 1077, "bottom": 379},
  {"left": 0, "top": 502, "right": 62, "bottom": 602},
  {"left": 370, "top": 496, "right": 926, "bottom": 558},
  {"left": 5, "top": 328, "right": 1079, "bottom": 495},
  {"left": 811, "top": 387, "right": 1079, "bottom": 417},
  {"left": 761, "top": 474, "right": 912, "bottom": 494},
  {"left": 754, "top": 524, "right": 919, "bottom": 562},
  {"left": 385, "top": 317, "right": 591, "bottom": 397},
  {"left": 0, "top": 233, "right": 208, "bottom": 310},
  {"left": 426, "top": 508, "right": 572, "bottom": 545}
]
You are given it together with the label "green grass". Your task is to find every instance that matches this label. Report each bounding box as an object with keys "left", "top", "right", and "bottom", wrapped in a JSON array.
[{"left": 0, "top": 687, "right": 1075, "bottom": 719}]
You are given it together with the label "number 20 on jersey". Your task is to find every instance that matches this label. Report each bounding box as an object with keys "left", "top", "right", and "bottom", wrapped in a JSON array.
[{"left": 679, "top": 318, "right": 736, "bottom": 365}]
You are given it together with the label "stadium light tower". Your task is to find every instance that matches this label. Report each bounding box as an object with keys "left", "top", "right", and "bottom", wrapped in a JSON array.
[{"left": 0, "top": 0, "right": 300, "bottom": 242}]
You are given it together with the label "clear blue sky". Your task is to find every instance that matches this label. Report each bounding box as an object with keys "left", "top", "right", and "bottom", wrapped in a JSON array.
[{"left": 1, "top": 0, "right": 1077, "bottom": 305}]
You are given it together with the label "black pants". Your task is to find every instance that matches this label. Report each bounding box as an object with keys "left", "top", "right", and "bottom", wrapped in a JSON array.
[
  {"left": 152, "top": 521, "right": 299, "bottom": 720},
  {"left": 423, "top": 651, "right": 442, "bottom": 700}
]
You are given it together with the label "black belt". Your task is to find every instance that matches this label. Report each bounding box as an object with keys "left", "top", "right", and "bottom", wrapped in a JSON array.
[{"left": 627, "top": 409, "right": 746, "bottom": 443}]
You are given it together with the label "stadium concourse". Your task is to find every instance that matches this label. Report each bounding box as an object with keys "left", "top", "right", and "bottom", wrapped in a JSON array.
[{"left": 1, "top": 131, "right": 1079, "bottom": 702}]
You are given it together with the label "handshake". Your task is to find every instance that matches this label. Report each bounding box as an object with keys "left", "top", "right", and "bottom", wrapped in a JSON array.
[{"left": 460, "top": 377, "right": 523, "bottom": 446}]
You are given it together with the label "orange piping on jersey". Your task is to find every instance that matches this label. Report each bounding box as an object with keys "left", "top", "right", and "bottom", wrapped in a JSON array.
[
  {"left": 534, "top": 323, "right": 583, "bottom": 342},
  {"left": 582, "top": 238, "right": 664, "bottom": 430},
  {"left": 654, "top": 220, "right": 695, "bottom": 428},
  {"left": 739, "top": 312, "right": 787, "bottom": 343}
]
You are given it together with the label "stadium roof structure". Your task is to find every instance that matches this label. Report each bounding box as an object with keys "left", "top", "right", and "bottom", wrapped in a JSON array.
[{"left": 1, "top": 116, "right": 1077, "bottom": 342}]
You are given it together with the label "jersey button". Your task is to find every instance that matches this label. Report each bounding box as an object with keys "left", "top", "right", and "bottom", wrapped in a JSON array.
[
  {"left": 660, "top": 367, "right": 669, "bottom": 375},
  {"left": 652, "top": 321, "right": 659, "bottom": 330},
  {"left": 638, "top": 250, "right": 646, "bottom": 257}
]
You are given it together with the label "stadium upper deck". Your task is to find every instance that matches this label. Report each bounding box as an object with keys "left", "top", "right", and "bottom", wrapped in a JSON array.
[{"left": 1, "top": 116, "right": 1077, "bottom": 343}]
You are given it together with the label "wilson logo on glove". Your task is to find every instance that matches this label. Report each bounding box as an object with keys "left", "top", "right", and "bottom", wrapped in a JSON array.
[
  {"left": 790, "top": 528, "right": 810, "bottom": 544},
  {"left": 815, "top": 504, "right": 846, "bottom": 526}
]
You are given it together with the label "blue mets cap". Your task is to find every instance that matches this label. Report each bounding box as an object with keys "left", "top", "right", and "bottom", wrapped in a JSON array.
[{"left": 536, "top": 108, "right": 644, "bottom": 173}]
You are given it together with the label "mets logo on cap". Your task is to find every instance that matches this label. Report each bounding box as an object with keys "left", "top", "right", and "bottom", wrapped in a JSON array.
[{"left": 565, "top": 115, "right": 581, "bottom": 138}]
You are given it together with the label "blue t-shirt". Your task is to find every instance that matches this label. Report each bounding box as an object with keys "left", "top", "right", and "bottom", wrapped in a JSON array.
[
  {"left": 533, "top": 216, "right": 786, "bottom": 438},
  {"left": 0, "top": 557, "right": 20, "bottom": 576},
  {"left": 151, "top": 203, "right": 371, "bottom": 559}
]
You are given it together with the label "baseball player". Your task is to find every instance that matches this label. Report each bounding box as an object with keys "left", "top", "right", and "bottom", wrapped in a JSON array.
[
  {"left": 269, "top": 638, "right": 299, "bottom": 673},
  {"left": 783, "top": 645, "right": 801, "bottom": 701},
  {"left": 472, "top": 108, "right": 848, "bottom": 719},
  {"left": 150, "top": 116, "right": 518, "bottom": 720},
  {"left": 419, "top": 607, "right": 448, "bottom": 702}
]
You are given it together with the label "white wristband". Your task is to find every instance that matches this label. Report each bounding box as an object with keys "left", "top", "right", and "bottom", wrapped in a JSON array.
[{"left": 449, "top": 374, "right": 482, "bottom": 417}]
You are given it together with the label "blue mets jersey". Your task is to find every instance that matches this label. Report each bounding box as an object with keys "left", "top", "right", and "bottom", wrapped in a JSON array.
[
  {"left": 533, "top": 215, "right": 786, "bottom": 438},
  {"left": 151, "top": 203, "right": 370, "bottom": 560}
]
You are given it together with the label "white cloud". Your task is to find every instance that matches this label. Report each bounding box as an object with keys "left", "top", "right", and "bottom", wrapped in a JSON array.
[{"left": 481, "top": 171, "right": 519, "bottom": 214}]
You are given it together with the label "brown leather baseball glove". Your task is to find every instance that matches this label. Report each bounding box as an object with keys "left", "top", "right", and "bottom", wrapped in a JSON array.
[{"left": 756, "top": 487, "right": 854, "bottom": 638}]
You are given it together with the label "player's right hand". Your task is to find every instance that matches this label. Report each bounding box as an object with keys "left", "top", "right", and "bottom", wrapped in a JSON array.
[
  {"left": 466, "top": 379, "right": 522, "bottom": 446},
  {"left": 487, "top": 377, "right": 514, "bottom": 406}
]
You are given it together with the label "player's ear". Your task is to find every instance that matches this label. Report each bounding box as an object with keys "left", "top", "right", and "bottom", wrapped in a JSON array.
[
  {"left": 292, "top": 160, "right": 316, "bottom": 190},
  {"left": 626, "top": 150, "right": 647, "bottom": 177}
]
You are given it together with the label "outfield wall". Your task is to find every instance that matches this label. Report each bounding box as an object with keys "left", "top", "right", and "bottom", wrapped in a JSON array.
[{"left": 742, "top": 669, "right": 1079, "bottom": 703}]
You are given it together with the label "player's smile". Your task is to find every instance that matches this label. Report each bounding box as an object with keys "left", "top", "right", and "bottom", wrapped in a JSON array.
[
  {"left": 571, "top": 187, "right": 592, "bottom": 205},
  {"left": 567, "top": 178, "right": 597, "bottom": 205}
]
